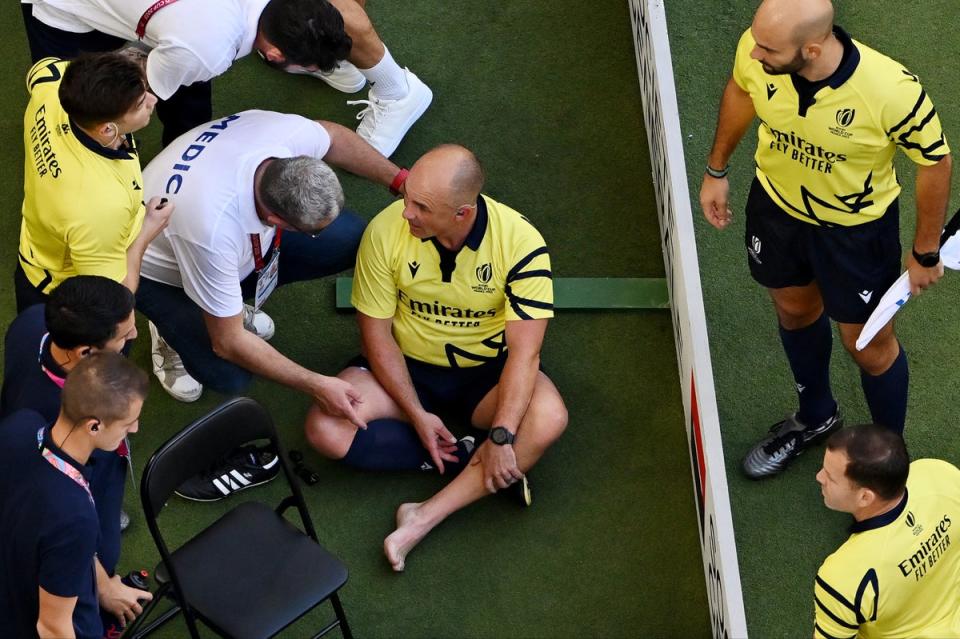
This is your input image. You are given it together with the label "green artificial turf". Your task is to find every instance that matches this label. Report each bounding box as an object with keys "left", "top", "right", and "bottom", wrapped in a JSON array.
[
  {"left": 667, "top": 1, "right": 960, "bottom": 636},
  {"left": 0, "top": 1, "right": 710, "bottom": 637}
]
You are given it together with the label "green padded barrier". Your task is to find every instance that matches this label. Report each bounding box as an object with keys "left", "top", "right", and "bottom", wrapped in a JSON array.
[{"left": 335, "top": 277, "right": 670, "bottom": 310}]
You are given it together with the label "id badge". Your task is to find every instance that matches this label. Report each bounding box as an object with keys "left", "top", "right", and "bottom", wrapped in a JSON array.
[{"left": 254, "top": 249, "right": 280, "bottom": 311}]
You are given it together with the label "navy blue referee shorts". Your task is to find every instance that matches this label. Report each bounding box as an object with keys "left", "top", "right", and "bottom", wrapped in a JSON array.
[
  {"left": 347, "top": 354, "right": 506, "bottom": 426},
  {"left": 744, "top": 178, "right": 902, "bottom": 325}
]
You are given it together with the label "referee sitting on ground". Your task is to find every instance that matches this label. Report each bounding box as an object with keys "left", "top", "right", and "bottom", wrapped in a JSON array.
[
  {"left": 305, "top": 144, "right": 568, "bottom": 571},
  {"left": 699, "top": 0, "right": 952, "bottom": 478},
  {"left": 16, "top": 52, "right": 172, "bottom": 312},
  {"left": 814, "top": 424, "right": 960, "bottom": 638}
]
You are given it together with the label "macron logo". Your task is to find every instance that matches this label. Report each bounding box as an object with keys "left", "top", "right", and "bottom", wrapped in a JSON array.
[
  {"left": 766, "top": 83, "right": 778, "bottom": 100},
  {"left": 858, "top": 290, "right": 873, "bottom": 304},
  {"left": 408, "top": 261, "right": 420, "bottom": 278}
]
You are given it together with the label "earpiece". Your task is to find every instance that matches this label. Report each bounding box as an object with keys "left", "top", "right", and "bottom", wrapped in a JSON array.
[{"left": 90, "top": 420, "right": 100, "bottom": 432}]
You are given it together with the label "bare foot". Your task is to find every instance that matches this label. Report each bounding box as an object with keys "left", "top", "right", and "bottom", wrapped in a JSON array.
[{"left": 384, "top": 502, "right": 430, "bottom": 572}]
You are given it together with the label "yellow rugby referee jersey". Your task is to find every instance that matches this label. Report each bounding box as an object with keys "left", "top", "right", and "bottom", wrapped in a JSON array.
[
  {"left": 352, "top": 195, "right": 553, "bottom": 368},
  {"left": 19, "top": 58, "right": 145, "bottom": 293},
  {"left": 814, "top": 459, "right": 960, "bottom": 639},
  {"left": 734, "top": 27, "right": 948, "bottom": 227}
]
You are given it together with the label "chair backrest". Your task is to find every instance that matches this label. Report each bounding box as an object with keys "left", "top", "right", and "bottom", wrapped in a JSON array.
[{"left": 141, "top": 397, "right": 278, "bottom": 519}]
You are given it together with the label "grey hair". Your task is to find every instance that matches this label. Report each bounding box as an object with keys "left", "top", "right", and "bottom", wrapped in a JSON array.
[{"left": 260, "top": 156, "right": 344, "bottom": 231}]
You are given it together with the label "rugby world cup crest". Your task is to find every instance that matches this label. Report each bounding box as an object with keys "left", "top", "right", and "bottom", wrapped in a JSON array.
[
  {"left": 472, "top": 263, "right": 495, "bottom": 293},
  {"left": 476, "top": 263, "right": 492, "bottom": 284},
  {"left": 836, "top": 108, "right": 856, "bottom": 128}
]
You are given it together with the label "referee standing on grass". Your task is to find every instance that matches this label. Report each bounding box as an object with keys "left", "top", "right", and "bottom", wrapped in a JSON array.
[{"left": 699, "top": 0, "right": 952, "bottom": 478}]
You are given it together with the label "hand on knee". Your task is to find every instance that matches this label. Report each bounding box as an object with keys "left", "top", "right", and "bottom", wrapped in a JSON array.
[{"left": 304, "top": 414, "right": 352, "bottom": 459}]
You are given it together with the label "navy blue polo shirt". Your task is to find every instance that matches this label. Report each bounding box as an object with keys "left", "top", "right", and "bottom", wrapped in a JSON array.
[
  {"left": 1, "top": 303, "right": 61, "bottom": 421},
  {"left": 1, "top": 302, "right": 127, "bottom": 574},
  {"left": 0, "top": 410, "right": 102, "bottom": 639}
]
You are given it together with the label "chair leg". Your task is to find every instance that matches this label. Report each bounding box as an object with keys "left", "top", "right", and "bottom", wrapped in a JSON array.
[
  {"left": 123, "top": 583, "right": 181, "bottom": 639},
  {"left": 331, "top": 593, "right": 353, "bottom": 639}
]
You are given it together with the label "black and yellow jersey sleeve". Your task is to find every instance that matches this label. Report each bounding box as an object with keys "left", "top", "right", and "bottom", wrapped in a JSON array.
[{"left": 26, "top": 57, "right": 65, "bottom": 94}]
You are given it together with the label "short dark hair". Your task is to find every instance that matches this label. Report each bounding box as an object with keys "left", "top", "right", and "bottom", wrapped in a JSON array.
[
  {"left": 826, "top": 424, "right": 910, "bottom": 500},
  {"left": 259, "top": 0, "right": 353, "bottom": 71},
  {"left": 61, "top": 352, "right": 148, "bottom": 424},
  {"left": 59, "top": 52, "right": 146, "bottom": 128},
  {"left": 45, "top": 276, "right": 136, "bottom": 349}
]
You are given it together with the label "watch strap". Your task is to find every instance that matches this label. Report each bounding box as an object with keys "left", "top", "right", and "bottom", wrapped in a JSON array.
[
  {"left": 490, "top": 426, "right": 515, "bottom": 445},
  {"left": 912, "top": 246, "right": 940, "bottom": 267}
]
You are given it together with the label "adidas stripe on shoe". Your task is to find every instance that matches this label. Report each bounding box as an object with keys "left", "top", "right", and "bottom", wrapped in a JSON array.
[{"left": 175, "top": 444, "right": 280, "bottom": 502}]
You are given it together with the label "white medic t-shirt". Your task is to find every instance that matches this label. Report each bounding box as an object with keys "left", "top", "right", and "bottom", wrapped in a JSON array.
[
  {"left": 140, "top": 110, "right": 332, "bottom": 318},
  {"left": 23, "top": 0, "right": 269, "bottom": 99}
]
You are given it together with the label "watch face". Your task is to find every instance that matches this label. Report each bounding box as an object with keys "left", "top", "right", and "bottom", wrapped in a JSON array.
[{"left": 491, "top": 427, "right": 508, "bottom": 444}]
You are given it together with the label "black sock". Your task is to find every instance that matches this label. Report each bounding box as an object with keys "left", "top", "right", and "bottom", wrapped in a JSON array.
[
  {"left": 779, "top": 313, "right": 837, "bottom": 426},
  {"left": 860, "top": 343, "right": 909, "bottom": 434},
  {"left": 342, "top": 419, "right": 430, "bottom": 471}
]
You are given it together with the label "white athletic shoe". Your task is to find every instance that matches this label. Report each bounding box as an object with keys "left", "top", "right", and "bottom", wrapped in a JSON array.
[
  {"left": 149, "top": 322, "right": 202, "bottom": 403},
  {"left": 287, "top": 60, "right": 366, "bottom": 93},
  {"left": 242, "top": 304, "right": 275, "bottom": 341},
  {"left": 348, "top": 68, "right": 433, "bottom": 157}
]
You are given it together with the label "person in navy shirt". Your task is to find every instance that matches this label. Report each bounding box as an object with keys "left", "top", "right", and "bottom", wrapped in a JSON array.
[
  {"left": 0, "top": 352, "right": 150, "bottom": 639},
  {"left": 1, "top": 275, "right": 145, "bottom": 632}
]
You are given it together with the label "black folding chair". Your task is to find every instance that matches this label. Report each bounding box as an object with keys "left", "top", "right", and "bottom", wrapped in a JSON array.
[{"left": 128, "top": 397, "right": 352, "bottom": 639}]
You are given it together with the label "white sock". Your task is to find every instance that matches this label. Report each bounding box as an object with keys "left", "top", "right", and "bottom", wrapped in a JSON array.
[{"left": 360, "top": 47, "right": 408, "bottom": 100}]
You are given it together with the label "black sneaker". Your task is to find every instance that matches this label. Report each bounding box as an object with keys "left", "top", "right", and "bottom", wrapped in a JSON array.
[
  {"left": 741, "top": 408, "right": 843, "bottom": 480},
  {"left": 175, "top": 444, "right": 280, "bottom": 502}
]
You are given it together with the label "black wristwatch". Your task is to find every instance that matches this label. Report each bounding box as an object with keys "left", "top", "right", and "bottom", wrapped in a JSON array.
[
  {"left": 489, "top": 426, "right": 516, "bottom": 446},
  {"left": 912, "top": 247, "right": 941, "bottom": 268}
]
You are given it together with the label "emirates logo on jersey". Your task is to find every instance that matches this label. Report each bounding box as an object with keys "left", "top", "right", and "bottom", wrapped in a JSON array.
[{"left": 835, "top": 108, "right": 856, "bottom": 128}]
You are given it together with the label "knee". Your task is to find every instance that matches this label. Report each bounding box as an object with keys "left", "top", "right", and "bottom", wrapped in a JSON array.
[
  {"left": 775, "top": 304, "right": 823, "bottom": 331},
  {"left": 523, "top": 397, "right": 568, "bottom": 449},
  {"left": 304, "top": 407, "right": 352, "bottom": 460},
  {"left": 848, "top": 334, "right": 899, "bottom": 375}
]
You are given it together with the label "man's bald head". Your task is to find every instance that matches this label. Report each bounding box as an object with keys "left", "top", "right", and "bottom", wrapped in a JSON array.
[
  {"left": 754, "top": 0, "right": 834, "bottom": 48},
  {"left": 412, "top": 144, "right": 486, "bottom": 207}
]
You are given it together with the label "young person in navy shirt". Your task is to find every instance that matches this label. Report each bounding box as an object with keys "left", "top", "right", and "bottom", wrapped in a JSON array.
[{"left": 0, "top": 352, "right": 151, "bottom": 638}]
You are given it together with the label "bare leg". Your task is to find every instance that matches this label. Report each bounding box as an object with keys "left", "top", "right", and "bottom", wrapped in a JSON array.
[
  {"left": 327, "top": 0, "right": 385, "bottom": 68},
  {"left": 384, "top": 373, "right": 566, "bottom": 571},
  {"left": 304, "top": 366, "right": 407, "bottom": 459}
]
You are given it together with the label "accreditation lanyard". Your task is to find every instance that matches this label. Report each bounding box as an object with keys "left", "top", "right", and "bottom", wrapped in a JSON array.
[
  {"left": 38, "top": 333, "right": 66, "bottom": 389},
  {"left": 37, "top": 333, "right": 131, "bottom": 463},
  {"left": 251, "top": 229, "right": 282, "bottom": 311},
  {"left": 135, "top": 0, "right": 181, "bottom": 38},
  {"left": 37, "top": 427, "right": 95, "bottom": 507}
]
